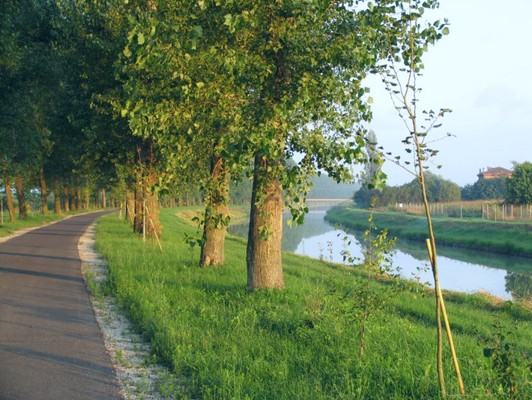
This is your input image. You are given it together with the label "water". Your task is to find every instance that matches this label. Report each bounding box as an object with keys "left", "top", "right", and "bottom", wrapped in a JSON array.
[{"left": 229, "top": 210, "right": 532, "bottom": 300}]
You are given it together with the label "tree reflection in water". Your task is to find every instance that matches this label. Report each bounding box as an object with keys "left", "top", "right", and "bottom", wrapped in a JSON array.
[{"left": 505, "top": 272, "right": 532, "bottom": 301}]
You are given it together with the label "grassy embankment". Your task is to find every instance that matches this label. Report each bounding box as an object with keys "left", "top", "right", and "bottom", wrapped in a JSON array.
[
  {"left": 94, "top": 207, "right": 531, "bottom": 399},
  {"left": 325, "top": 205, "right": 532, "bottom": 260},
  {"left": 0, "top": 209, "right": 102, "bottom": 238}
]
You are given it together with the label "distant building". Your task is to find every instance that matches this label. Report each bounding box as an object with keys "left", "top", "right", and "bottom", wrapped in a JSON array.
[{"left": 477, "top": 166, "right": 512, "bottom": 180}]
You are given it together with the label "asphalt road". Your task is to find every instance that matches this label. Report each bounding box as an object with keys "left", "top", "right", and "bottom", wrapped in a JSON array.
[{"left": 0, "top": 211, "right": 122, "bottom": 400}]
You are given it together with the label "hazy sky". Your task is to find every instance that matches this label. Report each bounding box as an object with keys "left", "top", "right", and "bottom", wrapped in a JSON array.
[{"left": 363, "top": 0, "right": 532, "bottom": 187}]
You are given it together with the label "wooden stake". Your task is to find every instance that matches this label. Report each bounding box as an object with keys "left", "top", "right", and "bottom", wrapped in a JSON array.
[{"left": 144, "top": 203, "right": 163, "bottom": 252}]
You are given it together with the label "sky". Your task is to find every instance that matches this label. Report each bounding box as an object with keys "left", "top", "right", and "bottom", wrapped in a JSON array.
[{"left": 362, "top": 0, "right": 532, "bottom": 187}]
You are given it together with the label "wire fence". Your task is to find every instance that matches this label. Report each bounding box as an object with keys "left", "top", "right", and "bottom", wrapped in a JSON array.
[{"left": 394, "top": 201, "right": 532, "bottom": 222}]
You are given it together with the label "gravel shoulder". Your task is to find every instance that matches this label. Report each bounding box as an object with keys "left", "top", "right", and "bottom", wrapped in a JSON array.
[{"left": 78, "top": 222, "right": 182, "bottom": 399}]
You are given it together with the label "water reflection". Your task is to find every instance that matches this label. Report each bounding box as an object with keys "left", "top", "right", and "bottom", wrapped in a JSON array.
[
  {"left": 505, "top": 272, "right": 532, "bottom": 300},
  {"left": 229, "top": 211, "right": 532, "bottom": 300}
]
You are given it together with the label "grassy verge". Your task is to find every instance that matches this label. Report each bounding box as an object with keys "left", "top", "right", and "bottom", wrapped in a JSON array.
[
  {"left": 0, "top": 209, "right": 102, "bottom": 238},
  {"left": 326, "top": 205, "right": 532, "bottom": 260},
  {"left": 175, "top": 205, "right": 250, "bottom": 226},
  {"left": 95, "top": 207, "right": 531, "bottom": 399}
]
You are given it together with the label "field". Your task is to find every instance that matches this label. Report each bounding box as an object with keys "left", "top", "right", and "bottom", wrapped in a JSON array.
[{"left": 94, "top": 207, "right": 531, "bottom": 399}]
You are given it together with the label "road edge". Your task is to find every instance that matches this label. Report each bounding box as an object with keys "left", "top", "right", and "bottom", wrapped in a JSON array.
[{"left": 78, "top": 220, "right": 181, "bottom": 400}]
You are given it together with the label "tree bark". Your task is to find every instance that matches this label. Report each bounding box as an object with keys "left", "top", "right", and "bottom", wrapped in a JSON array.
[
  {"left": 133, "top": 172, "right": 161, "bottom": 236},
  {"left": 76, "top": 183, "right": 82, "bottom": 210},
  {"left": 63, "top": 183, "right": 70, "bottom": 212},
  {"left": 53, "top": 177, "right": 61, "bottom": 214},
  {"left": 126, "top": 190, "right": 135, "bottom": 224},
  {"left": 200, "top": 157, "right": 229, "bottom": 267},
  {"left": 101, "top": 189, "right": 107, "bottom": 208},
  {"left": 143, "top": 171, "right": 161, "bottom": 236},
  {"left": 4, "top": 179, "right": 17, "bottom": 222},
  {"left": 84, "top": 186, "right": 90, "bottom": 209},
  {"left": 69, "top": 176, "right": 76, "bottom": 211},
  {"left": 246, "top": 154, "right": 284, "bottom": 290},
  {"left": 133, "top": 184, "right": 143, "bottom": 233},
  {"left": 39, "top": 168, "right": 49, "bottom": 216},
  {"left": 15, "top": 176, "right": 29, "bottom": 218}
]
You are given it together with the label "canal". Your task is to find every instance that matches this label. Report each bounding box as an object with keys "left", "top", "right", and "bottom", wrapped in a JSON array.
[{"left": 229, "top": 204, "right": 532, "bottom": 301}]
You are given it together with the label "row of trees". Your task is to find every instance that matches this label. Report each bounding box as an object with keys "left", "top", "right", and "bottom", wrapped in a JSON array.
[
  {"left": 355, "top": 162, "right": 532, "bottom": 207},
  {"left": 461, "top": 178, "right": 506, "bottom": 201},
  {"left": 354, "top": 172, "right": 461, "bottom": 207},
  {"left": 1, "top": 0, "right": 450, "bottom": 290}
]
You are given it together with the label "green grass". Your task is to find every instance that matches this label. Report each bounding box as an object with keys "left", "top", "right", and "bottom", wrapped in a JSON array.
[
  {"left": 0, "top": 209, "right": 101, "bottom": 238},
  {"left": 326, "top": 206, "right": 532, "bottom": 261},
  {"left": 95, "top": 207, "right": 531, "bottom": 399}
]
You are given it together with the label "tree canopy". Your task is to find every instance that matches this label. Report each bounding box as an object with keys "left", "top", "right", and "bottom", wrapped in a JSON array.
[
  {"left": 1, "top": 0, "right": 450, "bottom": 288},
  {"left": 506, "top": 162, "right": 532, "bottom": 205},
  {"left": 461, "top": 178, "right": 506, "bottom": 200},
  {"left": 354, "top": 172, "right": 461, "bottom": 208}
]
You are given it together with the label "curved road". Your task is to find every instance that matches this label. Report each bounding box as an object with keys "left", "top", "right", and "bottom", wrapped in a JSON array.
[{"left": 0, "top": 211, "right": 122, "bottom": 400}]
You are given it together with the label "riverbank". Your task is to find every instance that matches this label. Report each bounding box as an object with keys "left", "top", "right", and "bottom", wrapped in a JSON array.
[
  {"left": 325, "top": 205, "right": 532, "bottom": 261},
  {"left": 94, "top": 207, "right": 531, "bottom": 399}
]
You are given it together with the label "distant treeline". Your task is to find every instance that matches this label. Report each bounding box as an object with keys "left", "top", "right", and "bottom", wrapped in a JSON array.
[
  {"left": 307, "top": 175, "right": 359, "bottom": 199},
  {"left": 354, "top": 173, "right": 515, "bottom": 208},
  {"left": 354, "top": 172, "right": 461, "bottom": 208},
  {"left": 461, "top": 178, "right": 506, "bottom": 200}
]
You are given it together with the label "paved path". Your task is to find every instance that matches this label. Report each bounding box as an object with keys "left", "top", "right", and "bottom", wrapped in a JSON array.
[{"left": 0, "top": 212, "right": 122, "bottom": 400}]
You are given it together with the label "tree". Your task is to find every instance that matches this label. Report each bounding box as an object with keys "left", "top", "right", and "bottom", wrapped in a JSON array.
[
  {"left": 225, "top": 1, "right": 396, "bottom": 290},
  {"left": 354, "top": 172, "right": 460, "bottom": 208},
  {"left": 360, "top": 130, "right": 384, "bottom": 187},
  {"left": 506, "top": 162, "right": 532, "bottom": 204},
  {"left": 0, "top": 0, "right": 58, "bottom": 218},
  {"left": 117, "top": 0, "right": 240, "bottom": 264},
  {"left": 376, "top": 0, "right": 464, "bottom": 396},
  {"left": 52, "top": 0, "right": 149, "bottom": 223},
  {"left": 462, "top": 178, "right": 506, "bottom": 200},
  {"left": 118, "top": 1, "right": 451, "bottom": 290}
]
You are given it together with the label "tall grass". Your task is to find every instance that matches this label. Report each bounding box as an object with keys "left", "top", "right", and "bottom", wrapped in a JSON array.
[{"left": 95, "top": 208, "right": 531, "bottom": 399}]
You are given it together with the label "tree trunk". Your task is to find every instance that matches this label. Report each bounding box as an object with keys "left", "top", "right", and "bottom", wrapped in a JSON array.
[
  {"left": 134, "top": 184, "right": 143, "bottom": 233},
  {"left": 246, "top": 154, "right": 284, "bottom": 290},
  {"left": 126, "top": 191, "right": 135, "bottom": 224},
  {"left": 15, "top": 176, "right": 29, "bottom": 219},
  {"left": 200, "top": 158, "right": 230, "bottom": 267},
  {"left": 69, "top": 176, "right": 76, "bottom": 211},
  {"left": 53, "top": 177, "right": 61, "bottom": 214},
  {"left": 4, "top": 179, "right": 16, "bottom": 222},
  {"left": 39, "top": 168, "right": 49, "bottom": 216},
  {"left": 84, "top": 187, "right": 90, "bottom": 209},
  {"left": 63, "top": 183, "right": 70, "bottom": 212},
  {"left": 101, "top": 189, "right": 107, "bottom": 208},
  {"left": 144, "top": 171, "right": 161, "bottom": 236},
  {"left": 133, "top": 173, "right": 161, "bottom": 236},
  {"left": 76, "top": 184, "right": 82, "bottom": 210}
]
